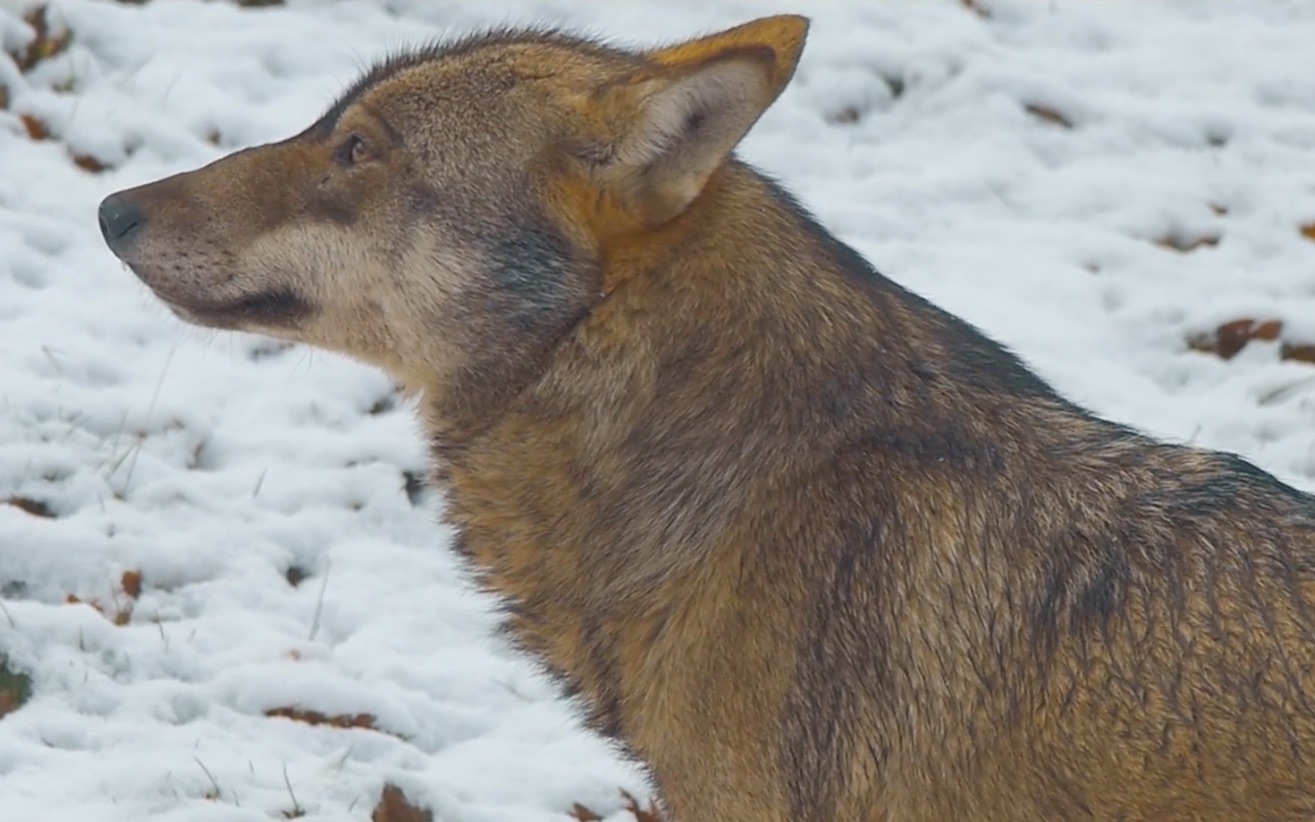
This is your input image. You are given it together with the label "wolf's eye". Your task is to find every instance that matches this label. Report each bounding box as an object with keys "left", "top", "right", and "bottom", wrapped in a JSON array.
[{"left": 337, "top": 134, "right": 369, "bottom": 166}]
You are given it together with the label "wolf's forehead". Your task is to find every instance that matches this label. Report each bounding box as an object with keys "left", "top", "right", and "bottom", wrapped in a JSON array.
[
  {"left": 341, "top": 41, "right": 640, "bottom": 143},
  {"left": 346, "top": 28, "right": 641, "bottom": 103},
  {"left": 400, "top": 44, "right": 641, "bottom": 99},
  {"left": 311, "top": 28, "right": 649, "bottom": 160}
]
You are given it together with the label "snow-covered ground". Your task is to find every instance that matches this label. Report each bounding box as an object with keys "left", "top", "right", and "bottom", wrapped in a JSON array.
[{"left": 2, "top": 0, "right": 1315, "bottom": 819}]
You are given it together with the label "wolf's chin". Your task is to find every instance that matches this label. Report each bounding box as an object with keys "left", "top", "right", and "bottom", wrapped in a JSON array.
[{"left": 151, "top": 288, "right": 316, "bottom": 331}]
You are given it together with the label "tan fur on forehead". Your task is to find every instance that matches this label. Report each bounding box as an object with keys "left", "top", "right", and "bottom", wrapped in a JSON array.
[{"left": 320, "top": 26, "right": 643, "bottom": 127}]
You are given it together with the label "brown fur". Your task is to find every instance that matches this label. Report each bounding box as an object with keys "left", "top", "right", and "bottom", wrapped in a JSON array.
[{"left": 99, "top": 15, "right": 1315, "bottom": 821}]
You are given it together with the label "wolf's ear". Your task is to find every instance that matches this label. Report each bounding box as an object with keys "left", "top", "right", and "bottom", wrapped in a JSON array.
[{"left": 586, "top": 15, "right": 808, "bottom": 231}]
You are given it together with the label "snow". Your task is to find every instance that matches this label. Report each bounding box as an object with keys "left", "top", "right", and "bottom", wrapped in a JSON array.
[{"left": 2, "top": 0, "right": 1315, "bottom": 819}]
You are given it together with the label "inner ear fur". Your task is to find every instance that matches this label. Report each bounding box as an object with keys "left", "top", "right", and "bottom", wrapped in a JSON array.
[{"left": 583, "top": 15, "right": 810, "bottom": 232}]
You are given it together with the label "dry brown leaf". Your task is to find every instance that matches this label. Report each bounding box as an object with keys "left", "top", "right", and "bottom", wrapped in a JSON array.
[
  {"left": 1154, "top": 232, "right": 1220, "bottom": 253},
  {"left": 121, "top": 570, "right": 143, "bottom": 599},
  {"left": 621, "top": 791, "right": 665, "bottom": 822},
  {"left": 1188, "top": 318, "right": 1282, "bottom": 360},
  {"left": 1024, "top": 103, "right": 1072, "bottom": 129},
  {"left": 20, "top": 113, "right": 48, "bottom": 140},
  {"left": 570, "top": 803, "right": 604, "bottom": 821},
  {"left": 1281, "top": 342, "right": 1315, "bottom": 365},
  {"left": 827, "top": 105, "right": 862, "bottom": 125},
  {"left": 284, "top": 565, "right": 309, "bottom": 587},
  {"left": 960, "top": 0, "right": 991, "bottom": 17},
  {"left": 72, "top": 152, "right": 108, "bottom": 173},
  {"left": 6, "top": 496, "right": 54, "bottom": 517},
  {"left": 569, "top": 791, "right": 665, "bottom": 821},
  {"left": 264, "top": 707, "right": 401, "bottom": 737},
  {"left": 265, "top": 707, "right": 377, "bottom": 729},
  {"left": 371, "top": 784, "right": 432, "bottom": 822}
]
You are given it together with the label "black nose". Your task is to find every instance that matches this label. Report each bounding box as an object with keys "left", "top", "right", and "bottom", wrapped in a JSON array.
[{"left": 98, "top": 193, "right": 143, "bottom": 251}]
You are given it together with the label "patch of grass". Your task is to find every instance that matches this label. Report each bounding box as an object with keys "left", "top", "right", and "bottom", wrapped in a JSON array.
[
  {"left": 1, "top": 579, "right": 27, "bottom": 599},
  {"left": 281, "top": 764, "right": 305, "bottom": 818},
  {"left": 2, "top": 6, "right": 70, "bottom": 111},
  {"left": 63, "top": 570, "right": 143, "bottom": 626},
  {"left": 194, "top": 756, "right": 224, "bottom": 802},
  {"left": 65, "top": 593, "right": 130, "bottom": 626},
  {"left": 11, "top": 6, "right": 72, "bottom": 73},
  {"left": 0, "top": 656, "right": 33, "bottom": 719},
  {"left": 6, "top": 6, "right": 116, "bottom": 173}
]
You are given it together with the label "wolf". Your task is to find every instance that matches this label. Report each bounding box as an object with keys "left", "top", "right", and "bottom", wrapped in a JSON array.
[{"left": 98, "top": 13, "right": 1315, "bottom": 821}]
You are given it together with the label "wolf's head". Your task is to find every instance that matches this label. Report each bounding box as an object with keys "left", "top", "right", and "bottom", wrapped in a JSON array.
[{"left": 99, "top": 15, "right": 807, "bottom": 417}]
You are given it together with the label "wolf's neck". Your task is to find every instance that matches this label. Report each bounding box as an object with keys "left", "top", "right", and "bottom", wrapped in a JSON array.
[{"left": 431, "top": 164, "right": 893, "bottom": 599}]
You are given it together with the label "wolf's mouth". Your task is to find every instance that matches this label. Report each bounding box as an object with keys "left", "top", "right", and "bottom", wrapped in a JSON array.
[{"left": 154, "top": 288, "right": 316, "bottom": 330}]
